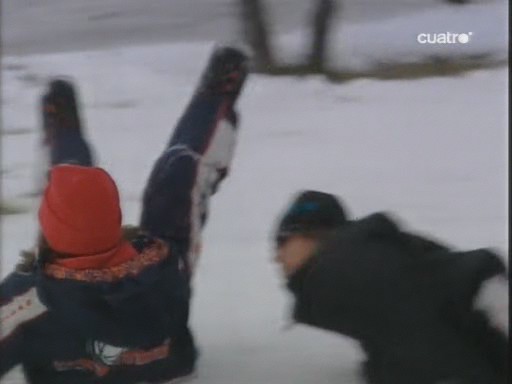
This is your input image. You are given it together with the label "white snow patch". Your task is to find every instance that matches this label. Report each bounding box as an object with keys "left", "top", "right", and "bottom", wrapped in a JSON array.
[{"left": 274, "top": 2, "right": 507, "bottom": 70}]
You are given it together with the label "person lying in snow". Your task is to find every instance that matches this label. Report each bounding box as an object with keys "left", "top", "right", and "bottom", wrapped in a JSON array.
[
  {"left": 0, "top": 46, "right": 249, "bottom": 384},
  {"left": 273, "top": 190, "right": 508, "bottom": 384}
]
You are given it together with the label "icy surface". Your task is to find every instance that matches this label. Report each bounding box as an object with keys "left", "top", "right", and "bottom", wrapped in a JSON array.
[{"left": 0, "top": 14, "right": 508, "bottom": 384}]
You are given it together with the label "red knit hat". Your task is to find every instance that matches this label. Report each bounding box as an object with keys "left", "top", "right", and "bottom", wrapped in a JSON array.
[{"left": 39, "top": 165, "right": 123, "bottom": 255}]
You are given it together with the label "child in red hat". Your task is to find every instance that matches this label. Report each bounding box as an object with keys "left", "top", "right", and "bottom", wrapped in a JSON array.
[{"left": 0, "top": 46, "right": 249, "bottom": 384}]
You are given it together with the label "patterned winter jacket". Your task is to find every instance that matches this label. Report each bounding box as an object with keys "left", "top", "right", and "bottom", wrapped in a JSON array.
[
  {"left": 288, "top": 213, "right": 508, "bottom": 384},
  {"left": 0, "top": 235, "right": 196, "bottom": 384}
]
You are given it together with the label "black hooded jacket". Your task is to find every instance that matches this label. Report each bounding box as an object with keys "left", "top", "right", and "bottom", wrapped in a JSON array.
[{"left": 288, "top": 213, "right": 508, "bottom": 384}]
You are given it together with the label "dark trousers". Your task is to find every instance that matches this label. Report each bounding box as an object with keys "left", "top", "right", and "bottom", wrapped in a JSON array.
[{"left": 51, "top": 90, "right": 238, "bottom": 277}]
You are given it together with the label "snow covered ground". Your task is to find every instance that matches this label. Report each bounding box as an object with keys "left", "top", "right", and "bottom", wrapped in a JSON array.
[
  {"left": 1, "top": 3, "right": 508, "bottom": 383},
  {"left": 275, "top": 1, "right": 507, "bottom": 70},
  {"left": 2, "top": 0, "right": 476, "bottom": 56}
]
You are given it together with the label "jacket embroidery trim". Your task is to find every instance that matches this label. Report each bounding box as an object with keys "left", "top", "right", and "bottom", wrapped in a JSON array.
[
  {"left": 53, "top": 339, "right": 171, "bottom": 376},
  {"left": 43, "top": 239, "right": 169, "bottom": 283}
]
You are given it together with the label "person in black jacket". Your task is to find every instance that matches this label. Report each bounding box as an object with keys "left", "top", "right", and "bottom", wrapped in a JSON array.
[
  {"left": 0, "top": 46, "right": 249, "bottom": 384},
  {"left": 274, "top": 190, "right": 508, "bottom": 384}
]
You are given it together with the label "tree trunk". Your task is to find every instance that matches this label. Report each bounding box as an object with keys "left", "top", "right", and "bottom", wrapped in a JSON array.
[
  {"left": 239, "top": 0, "right": 274, "bottom": 72},
  {"left": 308, "top": 0, "right": 338, "bottom": 72}
]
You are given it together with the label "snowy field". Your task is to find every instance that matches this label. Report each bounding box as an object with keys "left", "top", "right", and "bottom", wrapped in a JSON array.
[
  {"left": 0, "top": 4, "right": 508, "bottom": 383},
  {"left": 275, "top": 1, "right": 507, "bottom": 70},
  {"left": 2, "top": 0, "right": 478, "bottom": 56}
]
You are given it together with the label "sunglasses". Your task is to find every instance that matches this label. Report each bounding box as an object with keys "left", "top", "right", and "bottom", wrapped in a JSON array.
[{"left": 276, "top": 233, "right": 292, "bottom": 248}]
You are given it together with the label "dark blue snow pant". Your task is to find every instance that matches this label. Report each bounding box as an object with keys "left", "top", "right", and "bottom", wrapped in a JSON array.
[
  {"left": 49, "top": 130, "right": 94, "bottom": 167},
  {"left": 51, "top": 90, "right": 237, "bottom": 278}
]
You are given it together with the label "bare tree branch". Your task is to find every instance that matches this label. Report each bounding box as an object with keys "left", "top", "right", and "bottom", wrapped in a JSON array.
[{"left": 239, "top": 0, "right": 274, "bottom": 71}]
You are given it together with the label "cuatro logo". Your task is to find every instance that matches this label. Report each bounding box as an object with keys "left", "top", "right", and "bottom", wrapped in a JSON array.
[{"left": 417, "top": 32, "right": 473, "bottom": 44}]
